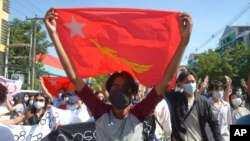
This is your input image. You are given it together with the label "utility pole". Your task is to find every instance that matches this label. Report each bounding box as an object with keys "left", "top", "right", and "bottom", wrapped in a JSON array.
[
  {"left": 4, "top": 28, "right": 10, "bottom": 78},
  {"left": 26, "top": 16, "right": 43, "bottom": 90}
]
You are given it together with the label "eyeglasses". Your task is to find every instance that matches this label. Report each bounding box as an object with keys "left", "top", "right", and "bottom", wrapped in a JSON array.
[{"left": 35, "top": 99, "right": 45, "bottom": 102}]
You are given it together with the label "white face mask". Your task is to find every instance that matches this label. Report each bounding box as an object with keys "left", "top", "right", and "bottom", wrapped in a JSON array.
[
  {"left": 232, "top": 98, "right": 242, "bottom": 107},
  {"left": 34, "top": 101, "right": 45, "bottom": 109},
  {"left": 184, "top": 83, "right": 196, "bottom": 95},
  {"left": 29, "top": 100, "right": 34, "bottom": 106},
  {"left": 63, "top": 97, "right": 69, "bottom": 103},
  {"left": 24, "top": 97, "right": 29, "bottom": 102},
  {"left": 214, "top": 91, "right": 224, "bottom": 99},
  {"left": 236, "top": 90, "right": 242, "bottom": 97}
]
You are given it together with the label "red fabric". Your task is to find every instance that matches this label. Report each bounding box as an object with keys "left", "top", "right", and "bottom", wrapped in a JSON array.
[
  {"left": 36, "top": 53, "right": 63, "bottom": 70},
  {"left": 41, "top": 76, "right": 75, "bottom": 97},
  {"left": 55, "top": 8, "right": 181, "bottom": 86}
]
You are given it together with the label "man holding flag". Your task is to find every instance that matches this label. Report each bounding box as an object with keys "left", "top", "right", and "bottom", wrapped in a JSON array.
[{"left": 44, "top": 7, "right": 192, "bottom": 141}]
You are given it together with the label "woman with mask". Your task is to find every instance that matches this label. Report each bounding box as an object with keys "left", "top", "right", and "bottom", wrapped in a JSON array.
[
  {"left": 205, "top": 80, "right": 231, "bottom": 141},
  {"left": 165, "top": 71, "right": 222, "bottom": 141},
  {"left": 0, "top": 93, "right": 49, "bottom": 125},
  {"left": 229, "top": 93, "right": 250, "bottom": 124},
  {"left": 44, "top": 8, "right": 192, "bottom": 141}
]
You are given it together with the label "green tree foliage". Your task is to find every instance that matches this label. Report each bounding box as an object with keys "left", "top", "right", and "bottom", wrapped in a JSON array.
[
  {"left": 90, "top": 75, "right": 109, "bottom": 92},
  {"left": 195, "top": 43, "right": 250, "bottom": 83},
  {"left": 9, "top": 18, "right": 50, "bottom": 89},
  {"left": 227, "top": 43, "right": 250, "bottom": 80},
  {"left": 196, "top": 49, "right": 233, "bottom": 81}
]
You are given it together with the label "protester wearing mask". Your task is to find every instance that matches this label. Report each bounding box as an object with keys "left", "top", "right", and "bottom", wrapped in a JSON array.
[
  {"left": 229, "top": 93, "right": 250, "bottom": 124},
  {"left": 45, "top": 8, "right": 193, "bottom": 141},
  {"left": 205, "top": 80, "right": 231, "bottom": 141},
  {"left": 0, "top": 93, "right": 49, "bottom": 125},
  {"left": 66, "top": 96, "right": 81, "bottom": 112},
  {"left": 58, "top": 91, "right": 74, "bottom": 109},
  {"left": 165, "top": 71, "right": 222, "bottom": 141}
]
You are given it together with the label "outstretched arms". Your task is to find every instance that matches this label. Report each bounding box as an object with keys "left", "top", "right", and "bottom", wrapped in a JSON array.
[
  {"left": 44, "top": 9, "right": 85, "bottom": 92},
  {"left": 155, "top": 13, "right": 193, "bottom": 96}
]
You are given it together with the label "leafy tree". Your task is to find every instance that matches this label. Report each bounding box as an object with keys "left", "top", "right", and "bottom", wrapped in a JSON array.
[
  {"left": 196, "top": 49, "right": 233, "bottom": 81},
  {"left": 192, "top": 43, "right": 250, "bottom": 85},
  {"left": 90, "top": 74, "right": 109, "bottom": 92},
  {"left": 227, "top": 43, "right": 250, "bottom": 81},
  {"left": 8, "top": 18, "right": 51, "bottom": 89}
]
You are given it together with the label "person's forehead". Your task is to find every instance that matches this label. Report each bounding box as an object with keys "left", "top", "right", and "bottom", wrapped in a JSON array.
[
  {"left": 112, "top": 76, "right": 126, "bottom": 86},
  {"left": 184, "top": 75, "right": 195, "bottom": 81},
  {"left": 97, "top": 93, "right": 104, "bottom": 96},
  {"left": 231, "top": 95, "right": 238, "bottom": 99},
  {"left": 36, "top": 95, "right": 45, "bottom": 99}
]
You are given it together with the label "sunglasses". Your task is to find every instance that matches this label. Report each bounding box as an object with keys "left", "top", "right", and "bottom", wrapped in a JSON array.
[{"left": 35, "top": 99, "right": 45, "bottom": 102}]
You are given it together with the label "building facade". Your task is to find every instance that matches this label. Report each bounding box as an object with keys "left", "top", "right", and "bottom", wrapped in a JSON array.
[
  {"left": 187, "top": 53, "right": 201, "bottom": 70},
  {"left": 215, "top": 26, "right": 250, "bottom": 54},
  {"left": 0, "top": 0, "right": 9, "bottom": 76}
]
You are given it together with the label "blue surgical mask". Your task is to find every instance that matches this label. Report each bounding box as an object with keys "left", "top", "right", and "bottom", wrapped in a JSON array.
[
  {"left": 184, "top": 83, "right": 196, "bottom": 95},
  {"left": 214, "top": 91, "right": 224, "bottom": 99},
  {"left": 34, "top": 101, "right": 45, "bottom": 109},
  {"left": 232, "top": 98, "right": 242, "bottom": 107},
  {"left": 67, "top": 104, "right": 76, "bottom": 111},
  {"left": 29, "top": 100, "right": 34, "bottom": 106}
]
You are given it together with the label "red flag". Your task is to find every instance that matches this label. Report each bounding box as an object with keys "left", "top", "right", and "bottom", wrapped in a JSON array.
[
  {"left": 55, "top": 8, "right": 181, "bottom": 87},
  {"left": 41, "top": 76, "right": 75, "bottom": 97}
]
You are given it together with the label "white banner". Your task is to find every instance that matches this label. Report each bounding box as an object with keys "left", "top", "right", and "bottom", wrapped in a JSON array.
[
  {"left": 2, "top": 106, "right": 74, "bottom": 141},
  {"left": 0, "top": 76, "right": 23, "bottom": 96}
]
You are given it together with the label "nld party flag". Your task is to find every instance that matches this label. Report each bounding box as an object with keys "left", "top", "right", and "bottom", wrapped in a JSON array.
[{"left": 55, "top": 8, "right": 181, "bottom": 86}]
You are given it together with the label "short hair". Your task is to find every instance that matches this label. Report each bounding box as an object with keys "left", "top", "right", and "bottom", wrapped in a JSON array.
[
  {"left": 0, "top": 83, "right": 7, "bottom": 104},
  {"left": 106, "top": 71, "right": 138, "bottom": 95},
  {"left": 208, "top": 80, "right": 224, "bottom": 91},
  {"left": 177, "top": 70, "right": 197, "bottom": 83}
]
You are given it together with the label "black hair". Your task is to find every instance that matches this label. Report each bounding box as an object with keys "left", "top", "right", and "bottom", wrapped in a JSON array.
[
  {"left": 30, "top": 93, "right": 49, "bottom": 114},
  {"left": 0, "top": 83, "right": 7, "bottom": 104},
  {"left": 177, "top": 70, "right": 197, "bottom": 83},
  {"left": 208, "top": 80, "right": 224, "bottom": 91},
  {"left": 232, "top": 86, "right": 242, "bottom": 95},
  {"left": 106, "top": 71, "right": 138, "bottom": 95},
  {"left": 229, "top": 93, "right": 243, "bottom": 108}
]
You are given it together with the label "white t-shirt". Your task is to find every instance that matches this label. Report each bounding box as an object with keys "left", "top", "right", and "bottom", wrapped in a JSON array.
[
  {"left": 13, "top": 103, "right": 25, "bottom": 115},
  {"left": 206, "top": 97, "right": 231, "bottom": 141},
  {"left": 183, "top": 98, "right": 203, "bottom": 141},
  {"left": 0, "top": 102, "right": 9, "bottom": 114},
  {"left": 154, "top": 99, "right": 172, "bottom": 140},
  {"left": 231, "top": 107, "right": 250, "bottom": 124}
]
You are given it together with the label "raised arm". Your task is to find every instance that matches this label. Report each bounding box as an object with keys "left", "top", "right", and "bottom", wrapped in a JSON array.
[
  {"left": 5, "top": 95, "right": 15, "bottom": 112},
  {"left": 40, "top": 77, "right": 53, "bottom": 101},
  {"left": 224, "top": 75, "right": 232, "bottom": 102},
  {"left": 44, "top": 8, "right": 85, "bottom": 92},
  {"left": 196, "top": 75, "right": 209, "bottom": 96},
  {"left": 155, "top": 13, "right": 193, "bottom": 96},
  {"left": 0, "top": 114, "right": 26, "bottom": 125}
]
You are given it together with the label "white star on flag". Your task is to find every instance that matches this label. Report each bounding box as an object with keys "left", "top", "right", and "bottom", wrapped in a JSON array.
[
  {"left": 64, "top": 16, "right": 85, "bottom": 38},
  {"left": 49, "top": 79, "right": 57, "bottom": 86}
]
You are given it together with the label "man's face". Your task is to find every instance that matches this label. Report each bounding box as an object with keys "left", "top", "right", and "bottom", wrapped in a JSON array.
[
  {"left": 110, "top": 77, "right": 130, "bottom": 92},
  {"left": 183, "top": 74, "right": 196, "bottom": 85}
]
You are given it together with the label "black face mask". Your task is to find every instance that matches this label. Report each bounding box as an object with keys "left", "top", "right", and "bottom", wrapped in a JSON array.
[{"left": 109, "top": 89, "right": 132, "bottom": 110}]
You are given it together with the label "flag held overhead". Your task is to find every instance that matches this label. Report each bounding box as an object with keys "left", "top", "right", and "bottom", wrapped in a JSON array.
[{"left": 55, "top": 8, "right": 181, "bottom": 86}]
